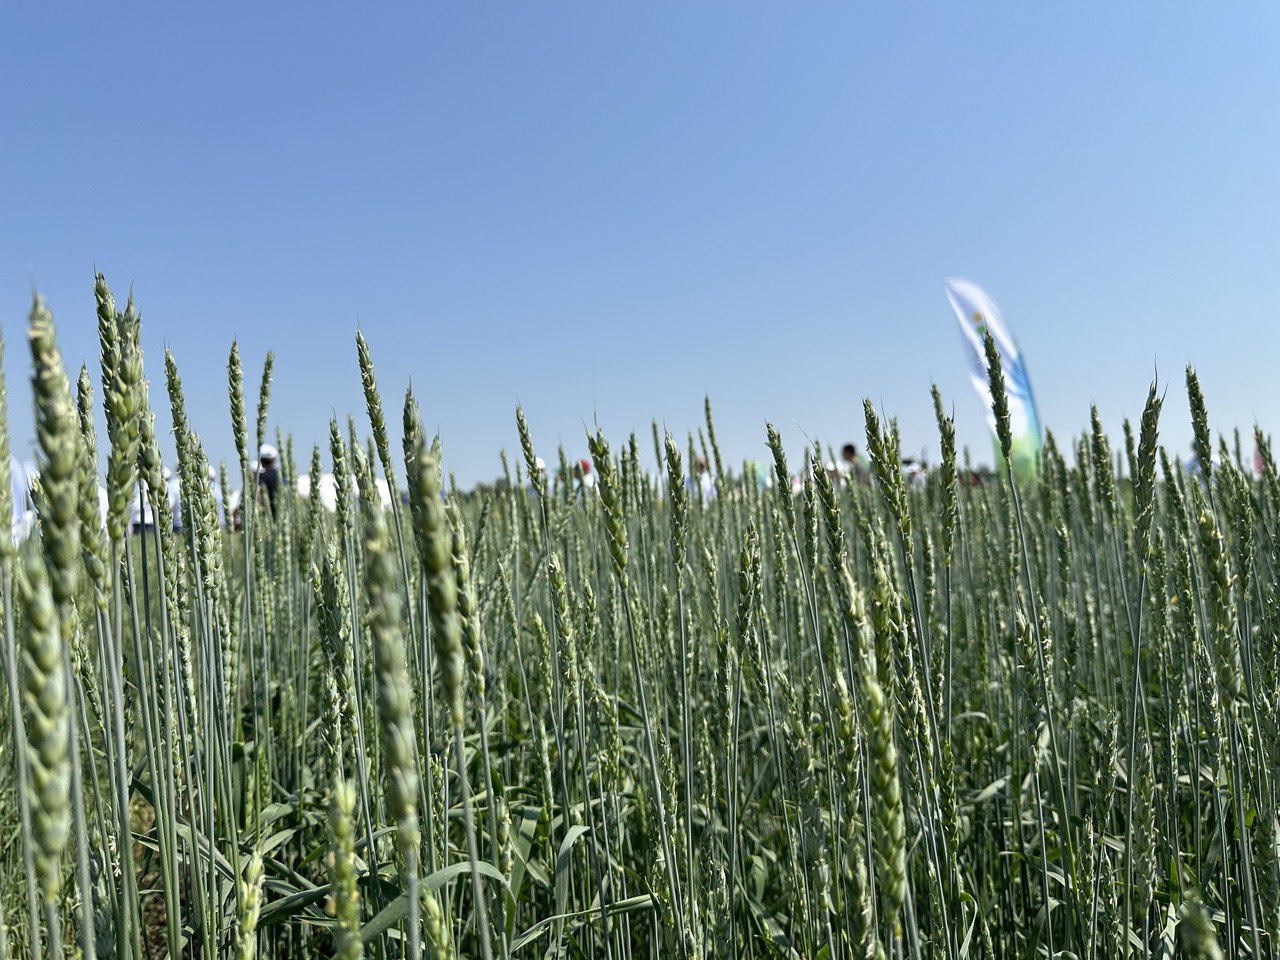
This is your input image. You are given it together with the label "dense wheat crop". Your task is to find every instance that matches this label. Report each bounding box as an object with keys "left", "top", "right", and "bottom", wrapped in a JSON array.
[{"left": 0, "top": 276, "right": 1276, "bottom": 960}]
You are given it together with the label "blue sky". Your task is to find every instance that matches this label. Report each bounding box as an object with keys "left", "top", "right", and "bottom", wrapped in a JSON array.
[{"left": 3, "top": 3, "right": 1278, "bottom": 483}]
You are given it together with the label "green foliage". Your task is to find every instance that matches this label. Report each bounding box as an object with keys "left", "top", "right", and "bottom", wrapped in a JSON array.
[{"left": 0, "top": 280, "right": 1277, "bottom": 960}]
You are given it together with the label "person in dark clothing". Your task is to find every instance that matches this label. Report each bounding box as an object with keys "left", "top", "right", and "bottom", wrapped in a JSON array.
[
  {"left": 257, "top": 443, "right": 282, "bottom": 516},
  {"left": 839, "top": 442, "right": 867, "bottom": 483}
]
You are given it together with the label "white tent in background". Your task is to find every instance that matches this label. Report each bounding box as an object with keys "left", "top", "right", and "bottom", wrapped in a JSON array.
[
  {"left": 374, "top": 477, "right": 393, "bottom": 510},
  {"left": 208, "top": 468, "right": 225, "bottom": 526},
  {"left": 295, "top": 472, "right": 389, "bottom": 511},
  {"left": 10, "top": 457, "right": 38, "bottom": 545},
  {"left": 129, "top": 483, "right": 158, "bottom": 531},
  {"left": 296, "top": 471, "right": 339, "bottom": 512},
  {"left": 229, "top": 470, "right": 392, "bottom": 526},
  {"left": 166, "top": 472, "right": 182, "bottom": 524},
  {"left": 169, "top": 467, "right": 223, "bottom": 530}
]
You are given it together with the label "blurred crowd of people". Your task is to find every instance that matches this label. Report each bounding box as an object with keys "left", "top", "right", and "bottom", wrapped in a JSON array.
[
  {"left": 520, "top": 440, "right": 935, "bottom": 504},
  {"left": 6, "top": 436, "right": 1253, "bottom": 545},
  {"left": 6, "top": 442, "right": 362, "bottom": 544}
]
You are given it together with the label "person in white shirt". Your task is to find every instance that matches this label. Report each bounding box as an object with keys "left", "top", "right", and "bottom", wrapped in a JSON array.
[{"left": 10, "top": 457, "right": 37, "bottom": 545}]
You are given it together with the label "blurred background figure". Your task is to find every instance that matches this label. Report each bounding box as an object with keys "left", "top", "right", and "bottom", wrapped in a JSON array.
[
  {"left": 530, "top": 456, "right": 547, "bottom": 497},
  {"left": 742, "top": 460, "right": 770, "bottom": 490},
  {"left": 257, "top": 443, "right": 282, "bottom": 516},
  {"left": 10, "top": 456, "right": 37, "bottom": 545},
  {"left": 839, "top": 442, "right": 866, "bottom": 483},
  {"left": 690, "top": 456, "right": 715, "bottom": 501},
  {"left": 227, "top": 487, "right": 242, "bottom": 531},
  {"left": 902, "top": 456, "right": 927, "bottom": 487},
  {"left": 573, "top": 458, "right": 596, "bottom": 497}
]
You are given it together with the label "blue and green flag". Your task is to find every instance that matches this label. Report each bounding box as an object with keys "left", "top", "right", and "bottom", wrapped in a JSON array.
[{"left": 945, "top": 278, "right": 1043, "bottom": 482}]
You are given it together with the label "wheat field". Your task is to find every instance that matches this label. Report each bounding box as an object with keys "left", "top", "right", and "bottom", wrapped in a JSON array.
[{"left": 0, "top": 275, "right": 1271, "bottom": 960}]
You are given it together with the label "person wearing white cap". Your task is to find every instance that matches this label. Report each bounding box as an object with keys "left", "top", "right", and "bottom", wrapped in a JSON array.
[
  {"left": 256, "top": 443, "right": 281, "bottom": 516},
  {"left": 529, "top": 456, "right": 547, "bottom": 497}
]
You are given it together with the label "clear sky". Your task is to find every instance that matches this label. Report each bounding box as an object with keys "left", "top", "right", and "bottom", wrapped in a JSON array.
[{"left": 3, "top": 3, "right": 1278, "bottom": 483}]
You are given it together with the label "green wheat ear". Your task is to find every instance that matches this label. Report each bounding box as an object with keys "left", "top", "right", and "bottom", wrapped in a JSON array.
[
  {"left": 75, "top": 368, "right": 108, "bottom": 609},
  {"left": 255, "top": 350, "right": 274, "bottom": 458},
  {"left": 981, "top": 328, "right": 1013, "bottom": 465},
  {"left": 362, "top": 487, "right": 420, "bottom": 842},
  {"left": 228, "top": 340, "right": 247, "bottom": 471},
  {"left": 327, "top": 780, "right": 363, "bottom": 960},
  {"left": 422, "top": 887, "right": 453, "bottom": 959},
  {"left": 516, "top": 405, "right": 546, "bottom": 499},
  {"left": 588, "top": 429, "right": 629, "bottom": 587},
  {"left": 764, "top": 422, "right": 791, "bottom": 516},
  {"left": 451, "top": 512, "right": 486, "bottom": 699},
  {"left": 704, "top": 394, "right": 724, "bottom": 492},
  {"left": 409, "top": 436, "right": 464, "bottom": 726},
  {"left": 930, "top": 385, "right": 958, "bottom": 563},
  {"left": 235, "top": 852, "right": 264, "bottom": 960},
  {"left": 329, "top": 418, "right": 353, "bottom": 540},
  {"left": 28, "top": 296, "right": 80, "bottom": 617},
  {"left": 1089, "top": 405, "right": 1116, "bottom": 518},
  {"left": 840, "top": 564, "right": 905, "bottom": 936},
  {"left": 664, "top": 432, "right": 689, "bottom": 571},
  {"left": 98, "top": 277, "right": 143, "bottom": 545},
  {"left": 1132, "top": 381, "right": 1163, "bottom": 550},
  {"left": 17, "top": 555, "right": 71, "bottom": 907},
  {"left": 1186, "top": 364, "right": 1212, "bottom": 482},
  {"left": 357, "top": 331, "right": 394, "bottom": 484}
]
